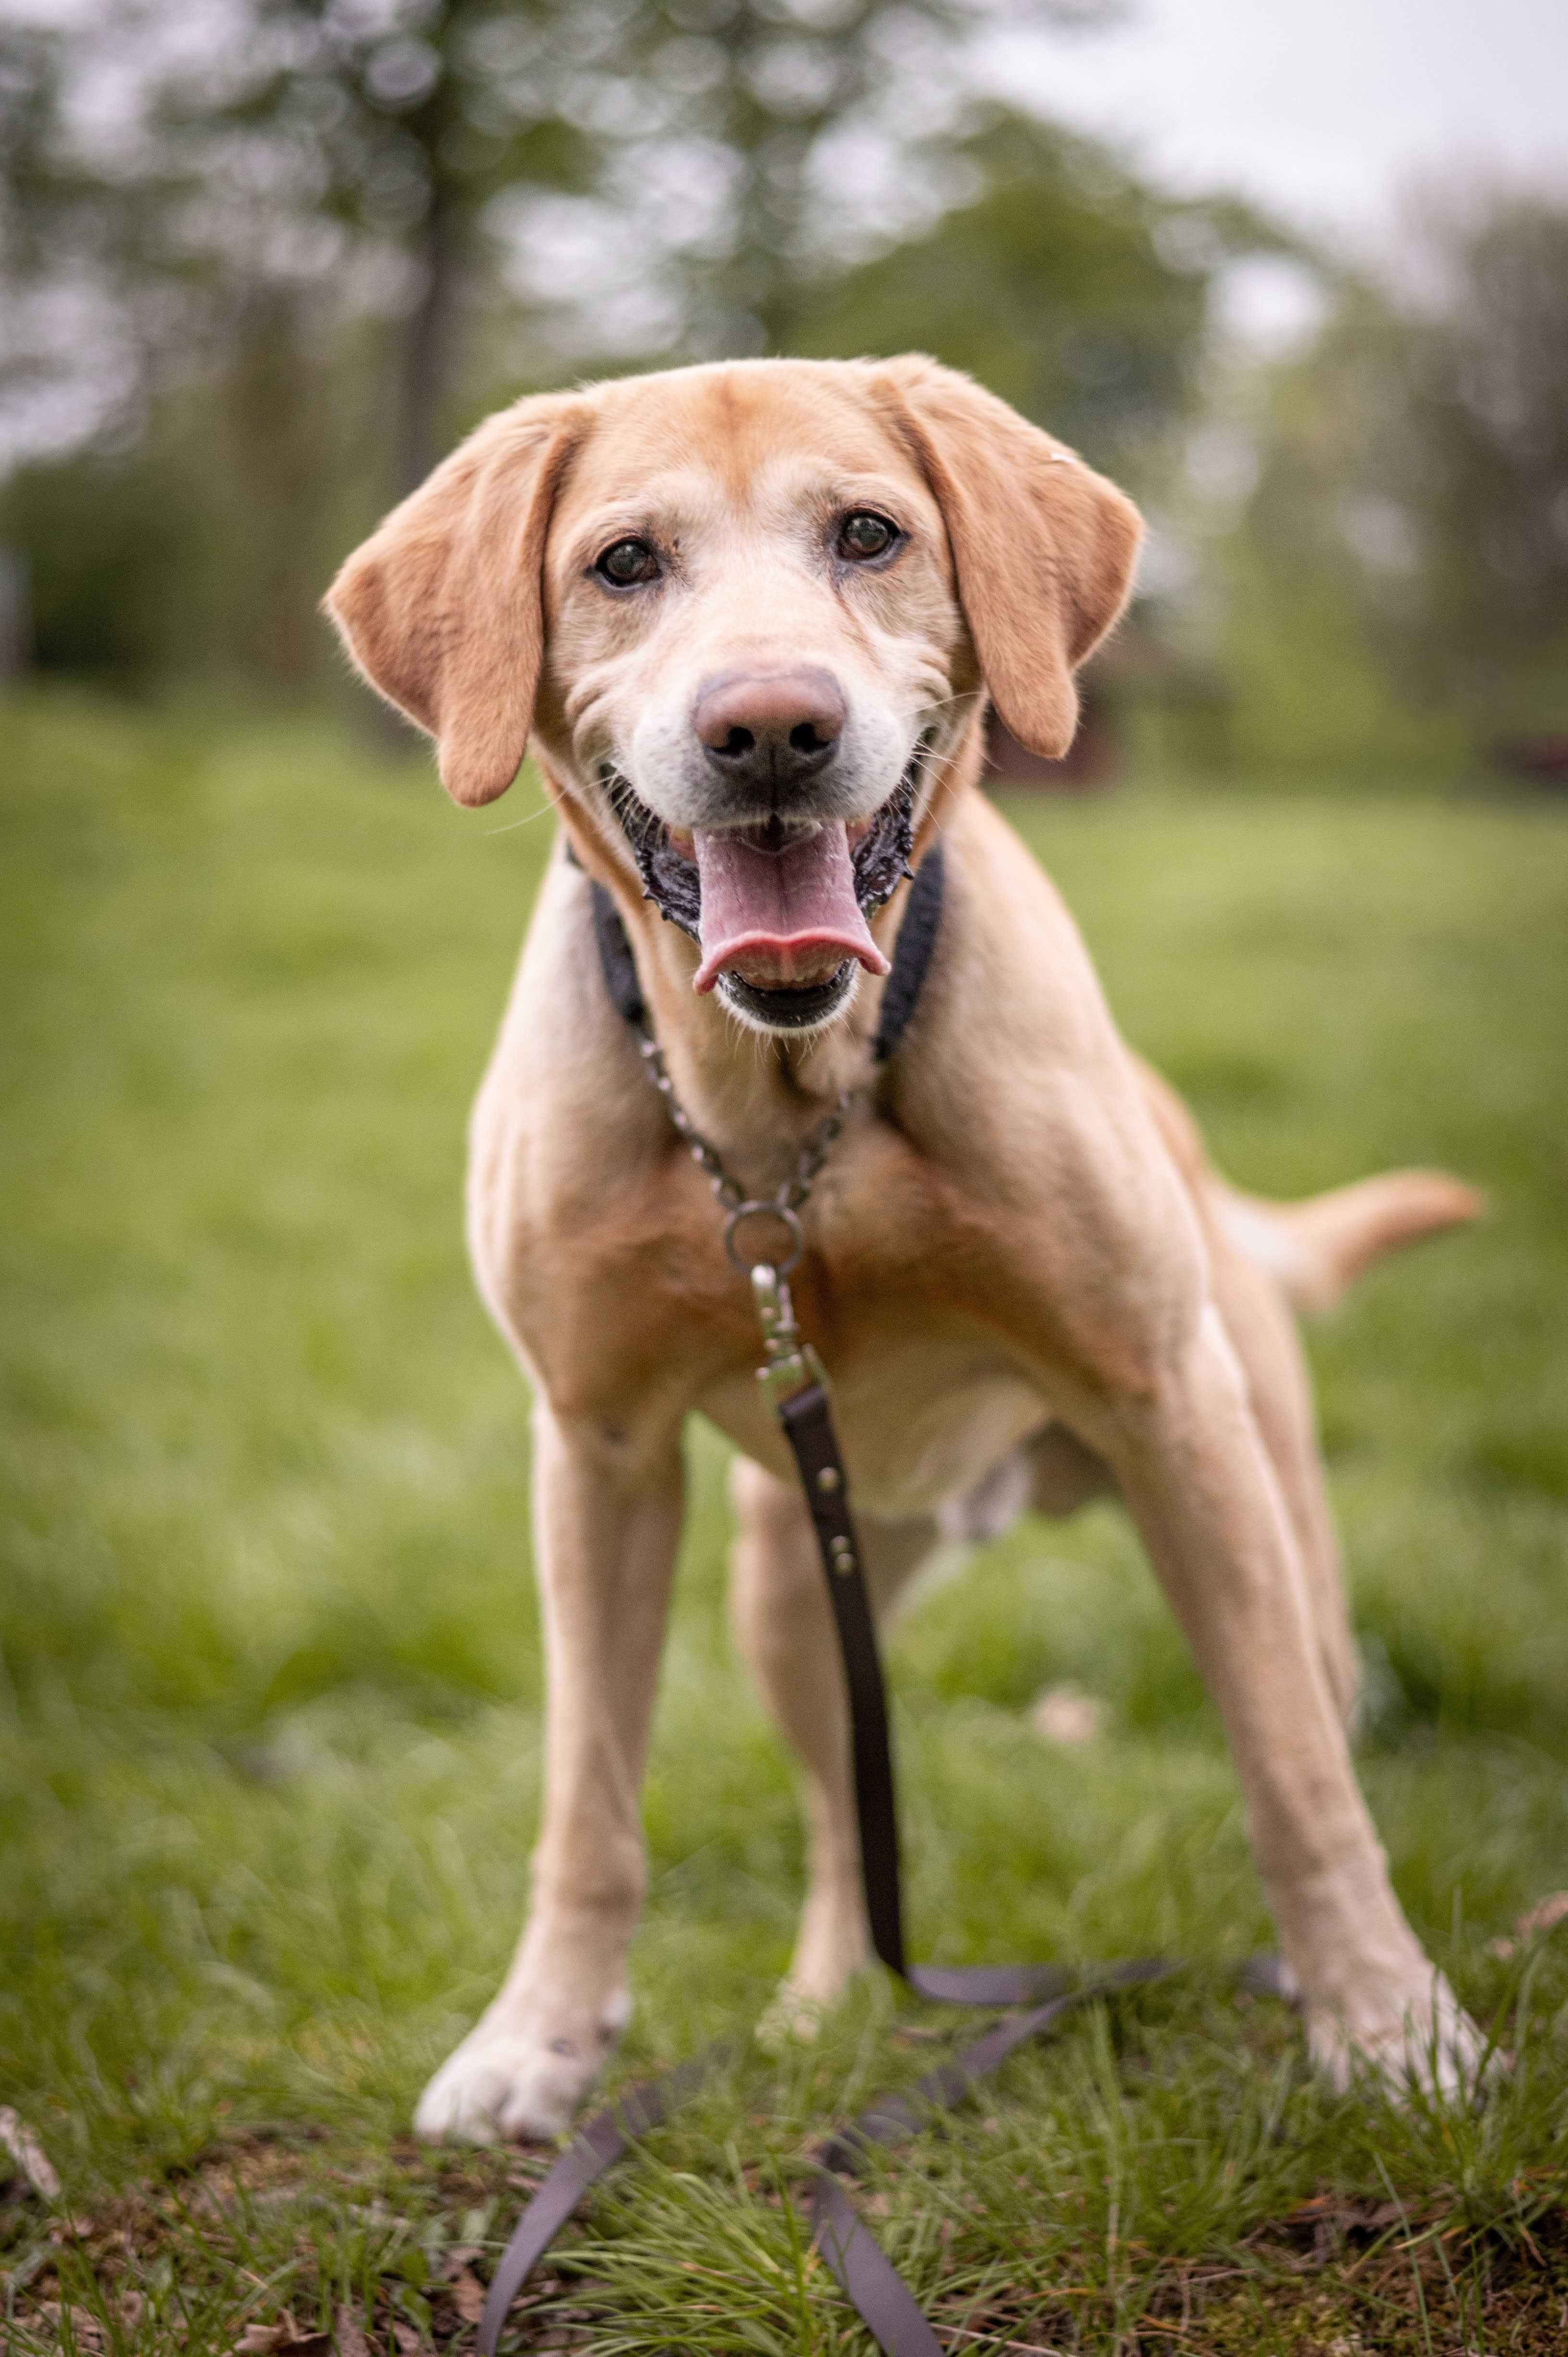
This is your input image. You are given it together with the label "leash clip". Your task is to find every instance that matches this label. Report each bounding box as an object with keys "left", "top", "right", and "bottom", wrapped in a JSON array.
[{"left": 751, "top": 1262, "right": 827, "bottom": 1417}]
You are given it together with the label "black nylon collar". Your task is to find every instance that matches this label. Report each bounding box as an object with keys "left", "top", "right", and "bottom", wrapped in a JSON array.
[
  {"left": 869, "top": 843, "right": 944, "bottom": 1064},
  {"left": 585, "top": 841, "right": 945, "bottom": 1063}
]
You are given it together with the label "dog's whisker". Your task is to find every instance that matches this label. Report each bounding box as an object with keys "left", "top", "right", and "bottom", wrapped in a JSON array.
[{"left": 482, "top": 800, "right": 560, "bottom": 836}]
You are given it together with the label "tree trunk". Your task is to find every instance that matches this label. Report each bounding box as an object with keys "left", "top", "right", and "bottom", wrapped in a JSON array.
[
  {"left": 395, "top": 182, "right": 465, "bottom": 499},
  {"left": 222, "top": 287, "right": 331, "bottom": 688}
]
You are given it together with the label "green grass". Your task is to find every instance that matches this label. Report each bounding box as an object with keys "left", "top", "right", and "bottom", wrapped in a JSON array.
[{"left": 2, "top": 690, "right": 1566, "bottom": 2354}]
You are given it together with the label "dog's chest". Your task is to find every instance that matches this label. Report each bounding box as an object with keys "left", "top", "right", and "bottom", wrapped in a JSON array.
[{"left": 698, "top": 1333, "right": 1047, "bottom": 1522}]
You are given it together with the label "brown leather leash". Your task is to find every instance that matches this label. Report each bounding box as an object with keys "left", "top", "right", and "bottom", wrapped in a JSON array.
[{"left": 474, "top": 859, "right": 1287, "bottom": 2355}]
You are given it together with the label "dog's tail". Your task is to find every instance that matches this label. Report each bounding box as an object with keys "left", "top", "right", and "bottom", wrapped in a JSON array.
[
  {"left": 1132, "top": 1054, "right": 1485, "bottom": 1314},
  {"left": 1215, "top": 1170, "right": 1486, "bottom": 1315}
]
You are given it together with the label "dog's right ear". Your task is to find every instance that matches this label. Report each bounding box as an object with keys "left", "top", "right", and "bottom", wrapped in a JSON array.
[{"left": 324, "top": 395, "right": 585, "bottom": 807}]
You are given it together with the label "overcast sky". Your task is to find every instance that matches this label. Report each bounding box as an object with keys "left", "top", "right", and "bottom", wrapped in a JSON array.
[{"left": 982, "top": 0, "right": 1568, "bottom": 253}]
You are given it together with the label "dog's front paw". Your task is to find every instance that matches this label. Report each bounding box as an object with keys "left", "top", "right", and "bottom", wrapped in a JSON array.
[
  {"left": 1305, "top": 1967, "right": 1496, "bottom": 2102},
  {"left": 754, "top": 1980, "right": 828, "bottom": 2052},
  {"left": 414, "top": 1987, "right": 631, "bottom": 2144}
]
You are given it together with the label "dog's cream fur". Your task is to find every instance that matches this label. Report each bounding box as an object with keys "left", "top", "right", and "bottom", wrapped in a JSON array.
[{"left": 328, "top": 357, "right": 1487, "bottom": 2143}]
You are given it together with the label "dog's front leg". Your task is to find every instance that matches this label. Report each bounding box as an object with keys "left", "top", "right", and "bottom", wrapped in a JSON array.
[
  {"left": 1104, "top": 1304, "right": 1485, "bottom": 2097},
  {"left": 416, "top": 1396, "right": 684, "bottom": 2142}
]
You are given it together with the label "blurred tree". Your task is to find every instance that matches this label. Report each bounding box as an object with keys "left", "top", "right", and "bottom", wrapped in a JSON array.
[
  {"left": 0, "top": 436, "right": 220, "bottom": 679},
  {"left": 1229, "top": 192, "right": 1568, "bottom": 757},
  {"left": 126, "top": 0, "right": 598, "bottom": 500},
  {"left": 786, "top": 108, "right": 1267, "bottom": 494},
  {"left": 12, "top": 0, "right": 1297, "bottom": 707},
  {"left": 1397, "top": 196, "right": 1568, "bottom": 706},
  {"left": 0, "top": 6, "right": 171, "bottom": 461},
  {"left": 3, "top": 0, "right": 1118, "bottom": 496}
]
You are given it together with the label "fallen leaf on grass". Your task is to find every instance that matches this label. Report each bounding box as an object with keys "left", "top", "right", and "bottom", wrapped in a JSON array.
[
  {"left": 1028, "top": 1683, "right": 1107, "bottom": 1748},
  {"left": 1488, "top": 1890, "right": 1568, "bottom": 1960},
  {"left": 47, "top": 2212, "right": 99, "bottom": 2245},
  {"left": 450, "top": 2270, "right": 488, "bottom": 2324},
  {"left": 37, "top": 2304, "right": 106, "bottom": 2351},
  {"left": 231, "top": 2320, "right": 333, "bottom": 2354},
  {"left": 1278, "top": 2195, "right": 1405, "bottom": 2239},
  {"left": 0, "top": 2107, "right": 61, "bottom": 2201}
]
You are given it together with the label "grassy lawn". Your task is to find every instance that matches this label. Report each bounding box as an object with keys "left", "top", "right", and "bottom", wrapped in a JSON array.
[{"left": 2, "top": 690, "right": 1566, "bottom": 2354}]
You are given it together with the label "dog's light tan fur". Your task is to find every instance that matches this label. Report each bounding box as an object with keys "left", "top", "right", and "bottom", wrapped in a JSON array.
[{"left": 328, "top": 357, "right": 1486, "bottom": 2142}]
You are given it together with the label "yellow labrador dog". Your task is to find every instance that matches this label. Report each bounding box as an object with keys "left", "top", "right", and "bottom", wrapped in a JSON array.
[{"left": 327, "top": 356, "right": 1485, "bottom": 2143}]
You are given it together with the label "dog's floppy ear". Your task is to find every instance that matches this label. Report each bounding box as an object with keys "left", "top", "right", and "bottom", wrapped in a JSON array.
[
  {"left": 324, "top": 394, "right": 585, "bottom": 807},
  {"left": 876, "top": 357, "right": 1143, "bottom": 760}
]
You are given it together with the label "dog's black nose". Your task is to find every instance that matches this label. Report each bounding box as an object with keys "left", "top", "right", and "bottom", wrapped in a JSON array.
[{"left": 692, "top": 666, "right": 847, "bottom": 792}]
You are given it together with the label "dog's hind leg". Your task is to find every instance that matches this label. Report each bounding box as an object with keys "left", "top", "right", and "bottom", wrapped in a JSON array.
[
  {"left": 1095, "top": 1304, "right": 1485, "bottom": 2096},
  {"left": 415, "top": 1395, "right": 685, "bottom": 2143},
  {"left": 1019, "top": 1310, "right": 1359, "bottom": 1732},
  {"left": 1133, "top": 1055, "right": 1412, "bottom": 1731},
  {"left": 1023, "top": 1298, "right": 1362, "bottom": 1732},
  {"left": 1199, "top": 1216, "right": 1362, "bottom": 1728},
  {"left": 729, "top": 1453, "right": 936, "bottom": 2039}
]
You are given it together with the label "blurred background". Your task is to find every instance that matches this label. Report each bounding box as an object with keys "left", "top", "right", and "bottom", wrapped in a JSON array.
[
  {"left": 2, "top": 14, "right": 1568, "bottom": 2343},
  {"left": 2, "top": 0, "right": 1566, "bottom": 782}
]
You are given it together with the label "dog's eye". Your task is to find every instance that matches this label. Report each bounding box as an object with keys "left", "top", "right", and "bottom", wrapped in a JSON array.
[
  {"left": 838, "top": 511, "right": 898, "bottom": 561},
  {"left": 595, "top": 537, "right": 660, "bottom": 587}
]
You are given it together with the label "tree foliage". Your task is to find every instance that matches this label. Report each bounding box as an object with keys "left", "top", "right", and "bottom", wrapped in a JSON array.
[
  {"left": 1235, "top": 193, "right": 1568, "bottom": 736},
  {"left": 788, "top": 109, "right": 1267, "bottom": 492},
  {"left": 2, "top": 0, "right": 1116, "bottom": 491},
  {"left": 10, "top": 0, "right": 1263, "bottom": 690},
  {"left": 1401, "top": 197, "right": 1568, "bottom": 689}
]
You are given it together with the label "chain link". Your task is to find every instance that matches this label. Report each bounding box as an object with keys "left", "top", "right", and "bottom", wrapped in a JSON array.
[{"left": 636, "top": 1030, "right": 855, "bottom": 1272}]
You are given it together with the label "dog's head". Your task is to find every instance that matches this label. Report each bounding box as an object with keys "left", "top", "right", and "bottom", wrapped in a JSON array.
[{"left": 326, "top": 356, "right": 1141, "bottom": 1037}]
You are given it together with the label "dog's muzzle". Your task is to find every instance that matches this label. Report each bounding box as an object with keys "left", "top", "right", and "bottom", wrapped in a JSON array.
[{"left": 602, "top": 741, "right": 929, "bottom": 1032}]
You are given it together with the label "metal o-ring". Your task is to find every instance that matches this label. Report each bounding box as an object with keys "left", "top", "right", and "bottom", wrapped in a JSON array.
[{"left": 723, "top": 1199, "right": 804, "bottom": 1275}]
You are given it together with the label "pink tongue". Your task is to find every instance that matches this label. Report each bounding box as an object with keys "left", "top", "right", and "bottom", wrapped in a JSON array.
[{"left": 691, "top": 821, "right": 890, "bottom": 995}]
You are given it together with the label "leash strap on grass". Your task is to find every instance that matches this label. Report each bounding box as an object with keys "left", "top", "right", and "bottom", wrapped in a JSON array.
[
  {"left": 475, "top": 1364, "right": 1286, "bottom": 2355},
  {"left": 475, "top": 2053, "right": 721, "bottom": 2356},
  {"left": 804, "top": 1972, "right": 1169, "bottom": 2357}
]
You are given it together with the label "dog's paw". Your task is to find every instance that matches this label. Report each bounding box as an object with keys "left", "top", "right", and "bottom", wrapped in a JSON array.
[
  {"left": 414, "top": 1988, "right": 631, "bottom": 2144},
  {"left": 1305, "top": 1968, "right": 1497, "bottom": 2102},
  {"left": 759, "top": 1901, "right": 869, "bottom": 2051},
  {"left": 754, "top": 1982, "right": 827, "bottom": 2052}
]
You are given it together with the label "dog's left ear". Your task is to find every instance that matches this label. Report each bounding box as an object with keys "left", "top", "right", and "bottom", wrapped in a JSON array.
[
  {"left": 875, "top": 357, "right": 1143, "bottom": 761},
  {"left": 324, "top": 394, "right": 586, "bottom": 807}
]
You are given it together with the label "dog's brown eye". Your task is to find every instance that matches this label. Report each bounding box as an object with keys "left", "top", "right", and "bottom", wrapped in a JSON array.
[
  {"left": 838, "top": 511, "right": 897, "bottom": 561},
  {"left": 595, "top": 537, "right": 660, "bottom": 587}
]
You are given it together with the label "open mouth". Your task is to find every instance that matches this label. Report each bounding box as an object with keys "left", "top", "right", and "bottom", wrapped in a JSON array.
[{"left": 602, "top": 738, "right": 929, "bottom": 1031}]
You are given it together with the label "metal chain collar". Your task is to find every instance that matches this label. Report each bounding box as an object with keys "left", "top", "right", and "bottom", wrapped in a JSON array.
[
  {"left": 635, "top": 1023, "right": 853, "bottom": 1411},
  {"left": 635, "top": 1029, "right": 854, "bottom": 1278}
]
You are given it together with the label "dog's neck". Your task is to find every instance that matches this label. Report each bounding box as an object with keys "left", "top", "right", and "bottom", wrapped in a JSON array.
[{"left": 612, "top": 852, "right": 885, "bottom": 1184}]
